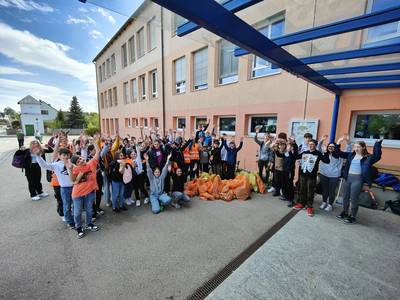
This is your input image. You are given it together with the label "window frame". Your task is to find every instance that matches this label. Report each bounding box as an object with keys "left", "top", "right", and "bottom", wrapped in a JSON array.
[
  {"left": 128, "top": 36, "right": 136, "bottom": 64},
  {"left": 130, "top": 78, "right": 138, "bottom": 103},
  {"left": 176, "top": 117, "right": 186, "bottom": 131},
  {"left": 150, "top": 69, "right": 158, "bottom": 98},
  {"left": 174, "top": 56, "right": 186, "bottom": 94},
  {"left": 102, "top": 62, "right": 106, "bottom": 81},
  {"left": 98, "top": 65, "right": 102, "bottom": 82},
  {"left": 123, "top": 81, "right": 129, "bottom": 105},
  {"left": 218, "top": 40, "right": 239, "bottom": 85},
  {"left": 113, "top": 86, "right": 118, "bottom": 106},
  {"left": 137, "top": 27, "right": 145, "bottom": 58},
  {"left": 108, "top": 88, "right": 112, "bottom": 107},
  {"left": 247, "top": 115, "right": 278, "bottom": 136},
  {"left": 195, "top": 116, "right": 208, "bottom": 131},
  {"left": 111, "top": 54, "right": 116, "bottom": 75},
  {"left": 219, "top": 116, "right": 236, "bottom": 136},
  {"left": 147, "top": 17, "right": 157, "bottom": 51},
  {"left": 106, "top": 58, "right": 111, "bottom": 78},
  {"left": 121, "top": 43, "right": 128, "bottom": 68},
  {"left": 100, "top": 92, "right": 104, "bottom": 109},
  {"left": 139, "top": 75, "right": 146, "bottom": 100},
  {"left": 193, "top": 47, "right": 208, "bottom": 91}
]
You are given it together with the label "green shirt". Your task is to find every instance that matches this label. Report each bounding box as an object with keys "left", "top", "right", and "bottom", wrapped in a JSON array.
[{"left": 17, "top": 132, "right": 24, "bottom": 139}]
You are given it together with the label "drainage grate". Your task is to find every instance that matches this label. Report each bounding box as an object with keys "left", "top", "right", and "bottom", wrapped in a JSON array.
[{"left": 187, "top": 209, "right": 299, "bottom": 300}]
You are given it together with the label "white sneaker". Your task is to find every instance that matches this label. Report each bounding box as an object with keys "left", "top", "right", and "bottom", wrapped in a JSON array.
[
  {"left": 144, "top": 197, "right": 150, "bottom": 205},
  {"left": 38, "top": 192, "right": 49, "bottom": 198},
  {"left": 320, "top": 202, "right": 328, "bottom": 209},
  {"left": 324, "top": 204, "right": 333, "bottom": 212},
  {"left": 125, "top": 199, "right": 133, "bottom": 206},
  {"left": 62, "top": 217, "right": 66, "bottom": 222},
  {"left": 267, "top": 187, "right": 276, "bottom": 193},
  {"left": 136, "top": 200, "right": 141, "bottom": 207},
  {"left": 106, "top": 202, "right": 111, "bottom": 207},
  {"left": 31, "top": 196, "right": 41, "bottom": 201}
]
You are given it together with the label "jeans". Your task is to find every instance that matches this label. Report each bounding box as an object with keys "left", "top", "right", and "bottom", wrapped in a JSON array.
[
  {"left": 73, "top": 192, "right": 94, "bottom": 230},
  {"left": 150, "top": 192, "right": 171, "bottom": 214},
  {"left": 342, "top": 174, "right": 363, "bottom": 218},
  {"left": 111, "top": 181, "right": 125, "bottom": 209},
  {"left": 60, "top": 186, "right": 74, "bottom": 225},
  {"left": 320, "top": 174, "right": 339, "bottom": 205},
  {"left": 298, "top": 175, "right": 317, "bottom": 208},
  {"left": 102, "top": 171, "right": 111, "bottom": 205},
  {"left": 258, "top": 160, "right": 270, "bottom": 183},
  {"left": 172, "top": 191, "right": 191, "bottom": 203}
]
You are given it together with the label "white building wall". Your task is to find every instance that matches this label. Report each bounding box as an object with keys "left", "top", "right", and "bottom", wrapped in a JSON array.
[{"left": 20, "top": 114, "right": 44, "bottom": 135}]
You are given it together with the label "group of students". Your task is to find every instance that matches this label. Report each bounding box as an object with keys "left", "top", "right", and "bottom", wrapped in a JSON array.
[{"left": 20, "top": 119, "right": 383, "bottom": 238}]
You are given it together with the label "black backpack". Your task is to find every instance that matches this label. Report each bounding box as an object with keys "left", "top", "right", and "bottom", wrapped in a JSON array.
[
  {"left": 12, "top": 149, "right": 30, "bottom": 169},
  {"left": 383, "top": 200, "right": 400, "bottom": 216}
]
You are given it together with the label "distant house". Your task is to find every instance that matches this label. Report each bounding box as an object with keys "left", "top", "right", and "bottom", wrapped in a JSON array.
[{"left": 17, "top": 95, "right": 58, "bottom": 136}]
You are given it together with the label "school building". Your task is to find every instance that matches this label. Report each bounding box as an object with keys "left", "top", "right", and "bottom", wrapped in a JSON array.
[{"left": 93, "top": 0, "right": 400, "bottom": 171}]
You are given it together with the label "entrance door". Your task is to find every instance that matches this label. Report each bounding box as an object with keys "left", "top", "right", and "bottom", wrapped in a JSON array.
[{"left": 25, "top": 124, "right": 34, "bottom": 136}]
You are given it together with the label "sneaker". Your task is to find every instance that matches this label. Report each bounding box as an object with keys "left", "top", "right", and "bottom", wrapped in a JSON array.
[
  {"left": 280, "top": 197, "right": 287, "bottom": 201},
  {"left": 324, "top": 204, "right": 333, "bottom": 212},
  {"left": 38, "top": 192, "right": 49, "bottom": 198},
  {"left": 272, "top": 192, "right": 280, "bottom": 197},
  {"left": 92, "top": 216, "right": 96, "bottom": 222},
  {"left": 106, "top": 202, "right": 111, "bottom": 207},
  {"left": 136, "top": 200, "right": 141, "bottom": 207},
  {"left": 120, "top": 205, "right": 128, "bottom": 211},
  {"left": 97, "top": 209, "right": 105, "bottom": 215},
  {"left": 31, "top": 195, "right": 41, "bottom": 201},
  {"left": 267, "top": 187, "right": 276, "bottom": 193},
  {"left": 87, "top": 223, "right": 99, "bottom": 232},
  {"left": 344, "top": 216, "right": 356, "bottom": 225},
  {"left": 125, "top": 199, "right": 133, "bottom": 206},
  {"left": 171, "top": 202, "right": 181, "bottom": 209},
  {"left": 62, "top": 217, "right": 66, "bottom": 222},
  {"left": 307, "top": 207, "right": 314, "bottom": 217},
  {"left": 336, "top": 211, "right": 348, "bottom": 220},
  {"left": 320, "top": 202, "right": 327, "bottom": 210},
  {"left": 287, "top": 201, "right": 294, "bottom": 208},
  {"left": 113, "top": 208, "right": 121, "bottom": 213},
  {"left": 144, "top": 197, "right": 150, "bottom": 205},
  {"left": 67, "top": 223, "right": 75, "bottom": 230},
  {"left": 293, "top": 203, "right": 304, "bottom": 210},
  {"left": 76, "top": 229, "right": 85, "bottom": 239}
]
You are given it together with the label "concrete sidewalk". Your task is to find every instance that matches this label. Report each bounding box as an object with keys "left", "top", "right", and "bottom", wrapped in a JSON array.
[{"left": 207, "top": 202, "right": 400, "bottom": 300}]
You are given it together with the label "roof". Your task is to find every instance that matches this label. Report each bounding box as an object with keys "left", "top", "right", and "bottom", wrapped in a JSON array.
[
  {"left": 17, "top": 95, "right": 40, "bottom": 105},
  {"left": 92, "top": 0, "right": 151, "bottom": 63}
]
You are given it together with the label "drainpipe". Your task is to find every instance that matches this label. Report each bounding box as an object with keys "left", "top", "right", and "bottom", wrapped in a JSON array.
[
  {"left": 329, "top": 94, "right": 340, "bottom": 143},
  {"left": 160, "top": 6, "right": 166, "bottom": 137},
  {"left": 94, "top": 61, "right": 101, "bottom": 134}
]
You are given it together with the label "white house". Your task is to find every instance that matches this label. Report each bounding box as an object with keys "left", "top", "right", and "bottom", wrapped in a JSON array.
[{"left": 18, "top": 95, "right": 58, "bottom": 136}]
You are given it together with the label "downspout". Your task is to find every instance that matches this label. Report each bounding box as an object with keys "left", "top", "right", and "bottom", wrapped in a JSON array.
[
  {"left": 93, "top": 61, "right": 101, "bottom": 134},
  {"left": 329, "top": 94, "right": 340, "bottom": 143},
  {"left": 160, "top": 6, "right": 166, "bottom": 137}
]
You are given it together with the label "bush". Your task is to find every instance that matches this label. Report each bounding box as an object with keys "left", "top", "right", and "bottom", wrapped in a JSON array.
[
  {"left": 84, "top": 126, "right": 100, "bottom": 136},
  {"left": 11, "top": 120, "right": 20, "bottom": 129}
]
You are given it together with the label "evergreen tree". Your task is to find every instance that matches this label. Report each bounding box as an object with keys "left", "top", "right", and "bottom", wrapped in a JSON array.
[
  {"left": 55, "top": 109, "right": 65, "bottom": 128},
  {"left": 65, "top": 96, "right": 85, "bottom": 128}
]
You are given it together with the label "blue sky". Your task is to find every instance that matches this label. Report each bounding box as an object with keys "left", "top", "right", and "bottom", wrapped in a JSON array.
[{"left": 0, "top": 0, "right": 143, "bottom": 112}]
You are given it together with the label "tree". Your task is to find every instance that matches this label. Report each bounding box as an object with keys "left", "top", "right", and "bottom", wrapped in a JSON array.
[
  {"left": 55, "top": 109, "right": 65, "bottom": 128},
  {"left": 84, "top": 112, "right": 100, "bottom": 136},
  {"left": 4, "top": 107, "right": 16, "bottom": 119},
  {"left": 11, "top": 120, "right": 20, "bottom": 129},
  {"left": 65, "top": 96, "right": 85, "bottom": 128}
]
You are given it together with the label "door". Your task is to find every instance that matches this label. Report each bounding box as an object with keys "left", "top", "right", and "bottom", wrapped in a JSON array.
[{"left": 25, "top": 124, "right": 34, "bottom": 136}]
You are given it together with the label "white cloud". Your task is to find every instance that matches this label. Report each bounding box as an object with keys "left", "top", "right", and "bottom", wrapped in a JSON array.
[
  {"left": 0, "top": 22, "right": 95, "bottom": 90},
  {"left": 97, "top": 8, "right": 116, "bottom": 24},
  {"left": 78, "top": 7, "right": 88, "bottom": 13},
  {"left": 66, "top": 15, "right": 96, "bottom": 26},
  {"left": 89, "top": 30, "right": 102, "bottom": 40},
  {"left": 0, "top": 0, "right": 53, "bottom": 12},
  {"left": 0, "top": 66, "right": 35, "bottom": 75}
]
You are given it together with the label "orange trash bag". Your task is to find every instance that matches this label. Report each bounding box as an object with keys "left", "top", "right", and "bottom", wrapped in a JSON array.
[
  {"left": 234, "top": 177, "right": 251, "bottom": 201},
  {"left": 221, "top": 190, "right": 235, "bottom": 202},
  {"left": 256, "top": 174, "right": 266, "bottom": 194},
  {"left": 211, "top": 175, "right": 222, "bottom": 199}
]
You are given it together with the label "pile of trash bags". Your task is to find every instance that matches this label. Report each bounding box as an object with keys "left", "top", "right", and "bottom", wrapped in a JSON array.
[{"left": 185, "top": 171, "right": 266, "bottom": 201}]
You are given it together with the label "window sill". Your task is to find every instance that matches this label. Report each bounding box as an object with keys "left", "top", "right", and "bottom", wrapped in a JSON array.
[
  {"left": 250, "top": 70, "right": 281, "bottom": 80},
  {"left": 220, "top": 131, "right": 236, "bottom": 136},
  {"left": 217, "top": 80, "right": 238, "bottom": 87},
  {"left": 174, "top": 91, "right": 186, "bottom": 96},
  {"left": 147, "top": 47, "right": 157, "bottom": 54},
  {"left": 192, "top": 86, "right": 208, "bottom": 92}
]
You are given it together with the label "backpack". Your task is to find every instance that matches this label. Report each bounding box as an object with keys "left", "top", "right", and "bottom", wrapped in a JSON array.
[
  {"left": 12, "top": 149, "right": 30, "bottom": 169},
  {"left": 383, "top": 200, "right": 400, "bottom": 215},
  {"left": 123, "top": 164, "right": 133, "bottom": 184},
  {"left": 374, "top": 173, "right": 399, "bottom": 188},
  {"left": 358, "top": 190, "right": 378, "bottom": 210}
]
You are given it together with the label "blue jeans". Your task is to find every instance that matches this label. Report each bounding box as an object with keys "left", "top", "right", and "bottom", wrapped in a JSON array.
[
  {"left": 60, "top": 186, "right": 74, "bottom": 226},
  {"left": 150, "top": 192, "right": 171, "bottom": 214},
  {"left": 172, "top": 191, "right": 191, "bottom": 203},
  {"left": 73, "top": 192, "right": 95, "bottom": 230},
  {"left": 111, "top": 181, "right": 125, "bottom": 209},
  {"left": 102, "top": 171, "right": 111, "bottom": 205}
]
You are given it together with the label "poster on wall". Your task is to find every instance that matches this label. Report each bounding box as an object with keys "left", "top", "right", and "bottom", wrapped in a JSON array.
[{"left": 289, "top": 120, "right": 319, "bottom": 145}]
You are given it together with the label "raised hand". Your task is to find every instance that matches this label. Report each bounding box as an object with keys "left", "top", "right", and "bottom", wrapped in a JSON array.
[{"left": 143, "top": 152, "right": 149, "bottom": 161}]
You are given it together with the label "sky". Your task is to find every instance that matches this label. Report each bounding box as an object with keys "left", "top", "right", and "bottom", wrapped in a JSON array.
[{"left": 0, "top": 0, "right": 144, "bottom": 113}]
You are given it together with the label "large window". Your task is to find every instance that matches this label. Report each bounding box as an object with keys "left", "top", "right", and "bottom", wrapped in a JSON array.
[
  {"left": 137, "top": 27, "right": 145, "bottom": 58},
  {"left": 251, "top": 14, "right": 285, "bottom": 78},
  {"left": 106, "top": 58, "right": 111, "bottom": 78},
  {"left": 102, "top": 62, "right": 106, "bottom": 81},
  {"left": 128, "top": 36, "right": 135, "bottom": 63},
  {"left": 123, "top": 82, "right": 129, "bottom": 104},
  {"left": 218, "top": 40, "right": 238, "bottom": 85},
  {"left": 113, "top": 87, "right": 118, "bottom": 106},
  {"left": 193, "top": 47, "right": 208, "bottom": 90},
  {"left": 195, "top": 117, "right": 207, "bottom": 129},
  {"left": 154, "top": 118, "right": 159, "bottom": 128},
  {"left": 98, "top": 65, "right": 102, "bottom": 82},
  {"left": 108, "top": 88, "right": 112, "bottom": 107},
  {"left": 41, "top": 110, "right": 48, "bottom": 115},
  {"left": 248, "top": 115, "right": 277, "bottom": 135},
  {"left": 121, "top": 43, "right": 128, "bottom": 68},
  {"left": 219, "top": 116, "right": 236, "bottom": 135},
  {"left": 177, "top": 117, "right": 186, "bottom": 130},
  {"left": 100, "top": 92, "right": 104, "bottom": 109},
  {"left": 104, "top": 90, "right": 108, "bottom": 107},
  {"left": 139, "top": 75, "right": 146, "bottom": 100},
  {"left": 174, "top": 56, "right": 186, "bottom": 94},
  {"left": 150, "top": 69, "right": 157, "bottom": 98},
  {"left": 364, "top": 0, "right": 400, "bottom": 46},
  {"left": 111, "top": 54, "right": 116, "bottom": 75},
  {"left": 130, "top": 78, "right": 138, "bottom": 103},
  {"left": 148, "top": 17, "right": 157, "bottom": 50},
  {"left": 351, "top": 111, "right": 400, "bottom": 147},
  {"left": 143, "top": 118, "right": 148, "bottom": 128}
]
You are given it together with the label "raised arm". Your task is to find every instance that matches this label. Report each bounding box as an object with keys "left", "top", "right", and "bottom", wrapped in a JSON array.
[
  {"left": 35, "top": 154, "right": 55, "bottom": 171},
  {"left": 370, "top": 139, "right": 383, "bottom": 164},
  {"left": 100, "top": 143, "right": 109, "bottom": 159},
  {"left": 93, "top": 138, "right": 101, "bottom": 161},
  {"left": 161, "top": 154, "right": 172, "bottom": 179},
  {"left": 237, "top": 138, "right": 243, "bottom": 152}
]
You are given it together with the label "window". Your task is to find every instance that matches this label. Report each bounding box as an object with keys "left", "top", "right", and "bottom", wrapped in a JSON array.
[
  {"left": 218, "top": 40, "right": 238, "bottom": 84},
  {"left": 130, "top": 78, "right": 138, "bottom": 102},
  {"left": 154, "top": 118, "right": 159, "bottom": 128},
  {"left": 351, "top": 111, "right": 400, "bottom": 147},
  {"left": 139, "top": 75, "right": 146, "bottom": 100},
  {"left": 110, "top": 118, "right": 115, "bottom": 135},
  {"left": 108, "top": 88, "right": 112, "bottom": 107},
  {"left": 173, "top": 14, "right": 187, "bottom": 34},
  {"left": 251, "top": 15, "right": 285, "bottom": 78},
  {"left": 219, "top": 116, "right": 236, "bottom": 135},
  {"left": 128, "top": 36, "right": 135, "bottom": 63},
  {"left": 177, "top": 117, "right": 186, "bottom": 130},
  {"left": 365, "top": 0, "right": 400, "bottom": 46},
  {"left": 123, "top": 82, "right": 129, "bottom": 104},
  {"left": 100, "top": 92, "right": 104, "bottom": 109},
  {"left": 115, "top": 118, "right": 119, "bottom": 134},
  {"left": 137, "top": 27, "right": 145, "bottom": 58},
  {"left": 150, "top": 69, "right": 157, "bottom": 98},
  {"left": 98, "top": 65, "right": 102, "bottom": 82},
  {"left": 193, "top": 47, "right": 208, "bottom": 90},
  {"left": 121, "top": 43, "right": 128, "bottom": 68},
  {"left": 148, "top": 17, "right": 157, "bottom": 50},
  {"left": 144, "top": 118, "right": 148, "bottom": 128},
  {"left": 126, "top": 118, "right": 131, "bottom": 128},
  {"left": 174, "top": 56, "right": 186, "bottom": 94},
  {"left": 111, "top": 54, "right": 116, "bottom": 75},
  {"left": 133, "top": 118, "right": 139, "bottom": 127},
  {"left": 195, "top": 117, "right": 207, "bottom": 129},
  {"left": 106, "top": 58, "right": 111, "bottom": 78},
  {"left": 113, "top": 87, "right": 118, "bottom": 106},
  {"left": 248, "top": 115, "right": 277, "bottom": 135},
  {"left": 41, "top": 110, "right": 48, "bottom": 115},
  {"left": 106, "top": 118, "right": 110, "bottom": 133},
  {"left": 104, "top": 90, "right": 108, "bottom": 107},
  {"left": 102, "top": 62, "right": 106, "bottom": 81}
]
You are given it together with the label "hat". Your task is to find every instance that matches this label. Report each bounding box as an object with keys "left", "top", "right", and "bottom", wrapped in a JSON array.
[{"left": 70, "top": 155, "right": 80, "bottom": 165}]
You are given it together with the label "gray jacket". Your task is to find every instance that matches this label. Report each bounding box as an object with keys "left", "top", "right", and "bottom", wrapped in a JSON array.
[
  {"left": 147, "top": 160, "right": 169, "bottom": 194},
  {"left": 317, "top": 141, "right": 352, "bottom": 178},
  {"left": 254, "top": 134, "right": 272, "bottom": 161}
]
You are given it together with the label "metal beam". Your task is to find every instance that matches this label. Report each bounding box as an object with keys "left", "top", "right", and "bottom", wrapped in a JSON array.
[
  {"left": 235, "top": 5, "right": 400, "bottom": 56},
  {"left": 301, "top": 43, "right": 400, "bottom": 64},
  {"left": 152, "top": 0, "right": 341, "bottom": 94},
  {"left": 317, "top": 62, "right": 400, "bottom": 75},
  {"left": 338, "top": 82, "right": 400, "bottom": 89},
  {"left": 329, "top": 94, "right": 340, "bottom": 144},
  {"left": 176, "top": 0, "right": 263, "bottom": 37},
  {"left": 330, "top": 74, "right": 400, "bottom": 83}
]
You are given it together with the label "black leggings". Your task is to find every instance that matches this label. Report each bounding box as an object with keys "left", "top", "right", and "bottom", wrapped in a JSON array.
[
  {"left": 133, "top": 173, "right": 149, "bottom": 200},
  {"left": 94, "top": 171, "right": 103, "bottom": 214},
  {"left": 226, "top": 163, "right": 236, "bottom": 180},
  {"left": 53, "top": 186, "right": 63, "bottom": 216},
  {"left": 25, "top": 163, "right": 43, "bottom": 197}
]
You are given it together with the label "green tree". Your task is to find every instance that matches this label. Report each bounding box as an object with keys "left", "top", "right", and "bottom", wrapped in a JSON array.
[
  {"left": 84, "top": 112, "right": 100, "bottom": 136},
  {"left": 4, "top": 107, "right": 16, "bottom": 119},
  {"left": 65, "top": 96, "right": 85, "bottom": 128},
  {"left": 55, "top": 109, "right": 65, "bottom": 128}
]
